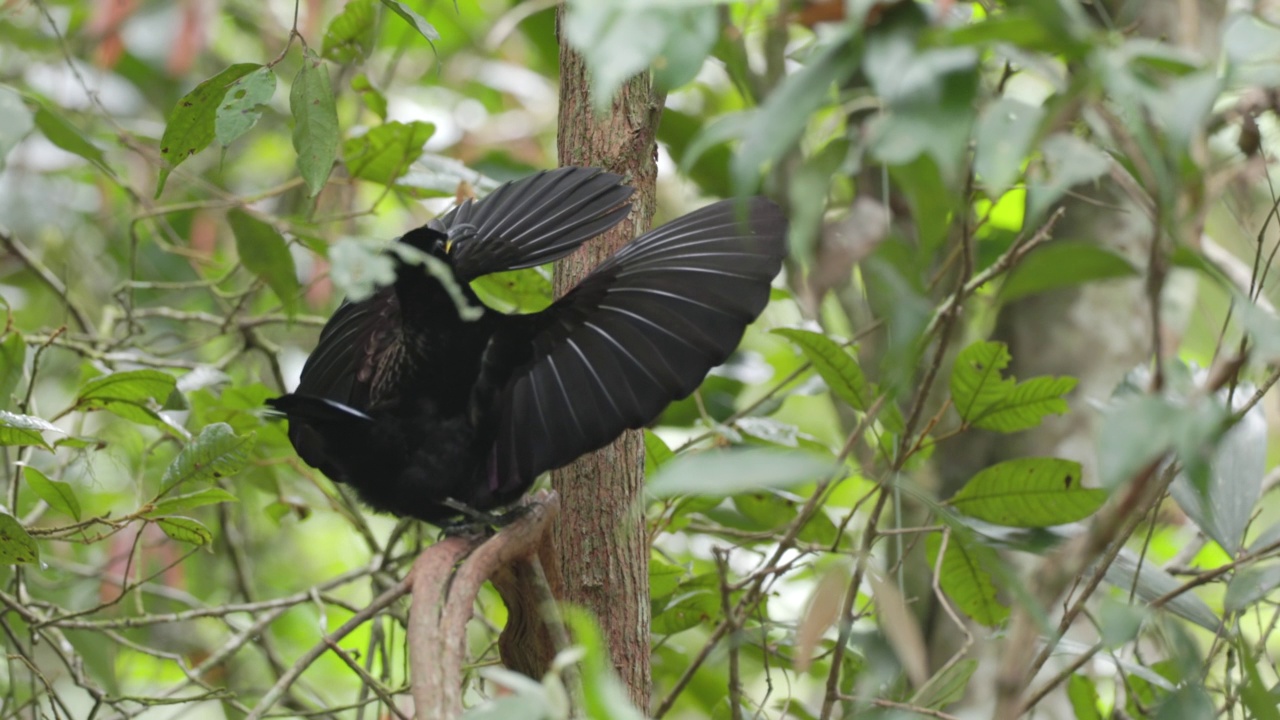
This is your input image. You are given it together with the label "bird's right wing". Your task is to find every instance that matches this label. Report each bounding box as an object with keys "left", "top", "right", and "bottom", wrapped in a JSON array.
[
  {"left": 487, "top": 197, "right": 788, "bottom": 490},
  {"left": 432, "top": 167, "right": 634, "bottom": 281}
]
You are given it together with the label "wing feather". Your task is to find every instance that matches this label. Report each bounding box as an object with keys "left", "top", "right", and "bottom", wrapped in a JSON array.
[
  {"left": 433, "top": 167, "right": 634, "bottom": 280},
  {"left": 490, "top": 196, "right": 787, "bottom": 489}
]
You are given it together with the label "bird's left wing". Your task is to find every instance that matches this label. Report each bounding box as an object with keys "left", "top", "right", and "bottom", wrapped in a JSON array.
[
  {"left": 433, "top": 167, "right": 634, "bottom": 281},
  {"left": 487, "top": 197, "right": 788, "bottom": 490}
]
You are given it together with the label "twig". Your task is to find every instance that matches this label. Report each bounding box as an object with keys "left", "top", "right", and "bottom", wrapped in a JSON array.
[
  {"left": 409, "top": 492, "right": 560, "bottom": 719},
  {"left": 244, "top": 575, "right": 415, "bottom": 720},
  {"left": 0, "top": 229, "right": 93, "bottom": 333}
]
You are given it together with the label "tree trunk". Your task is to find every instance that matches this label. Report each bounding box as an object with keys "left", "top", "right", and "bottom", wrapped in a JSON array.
[{"left": 551, "top": 6, "right": 662, "bottom": 709}]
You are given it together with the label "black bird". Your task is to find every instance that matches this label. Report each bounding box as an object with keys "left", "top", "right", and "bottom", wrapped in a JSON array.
[{"left": 267, "top": 167, "right": 787, "bottom": 524}]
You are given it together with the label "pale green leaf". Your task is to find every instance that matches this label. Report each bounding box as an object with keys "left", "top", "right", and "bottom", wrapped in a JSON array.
[
  {"left": 1000, "top": 241, "right": 1138, "bottom": 303},
  {"left": 647, "top": 448, "right": 832, "bottom": 498},
  {"left": 291, "top": 52, "right": 339, "bottom": 197},
  {"left": 0, "top": 86, "right": 33, "bottom": 168},
  {"left": 323, "top": 0, "right": 377, "bottom": 63},
  {"left": 1224, "top": 563, "right": 1280, "bottom": 614},
  {"left": 380, "top": 0, "right": 440, "bottom": 43},
  {"left": 0, "top": 410, "right": 61, "bottom": 448},
  {"left": 34, "top": 104, "right": 107, "bottom": 169},
  {"left": 24, "top": 466, "right": 80, "bottom": 521},
  {"left": 972, "top": 375, "right": 1077, "bottom": 432},
  {"left": 78, "top": 369, "right": 176, "bottom": 405},
  {"left": 342, "top": 120, "right": 435, "bottom": 186},
  {"left": 160, "top": 423, "right": 256, "bottom": 495},
  {"left": 950, "top": 340, "right": 1015, "bottom": 424},
  {"left": 0, "top": 513, "right": 38, "bottom": 564},
  {"left": 155, "top": 516, "right": 213, "bottom": 546},
  {"left": 157, "top": 63, "right": 260, "bottom": 195},
  {"left": 215, "top": 66, "right": 276, "bottom": 147},
  {"left": 927, "top": 530, "right": 1008, "bottom": 627},
  {"left": 146, "top": 487, "right": 238, "bottom": 518},
  {"left": 975, "top": 98, "right": 1043, "bottom": 198},
  {"left": 0, "top": 331, "right": 26, "bottom": 409},
  {"left": 228, "top": 209, "right": 300, "bottom": 316}
]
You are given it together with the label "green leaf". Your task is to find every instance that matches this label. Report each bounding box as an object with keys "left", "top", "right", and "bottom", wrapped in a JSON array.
[
  {"left": 159, "top": 423, "right": 256, "bottom": 495},
  {"left": 773, "top": 328, "right": 903, "bottom": 432},
  {"left": 974, "top": 97, "right": 1043, "bottom": 198},
  {"left": 950, "top": 341, "right": 1015, "bottom": 423},
  {"left": 0, "top": 331, "right": 25, "bottom": 409},
  {"left": 77, "top": 369, "right": 176, "bottom": 405},
  {"left": 214, "top": 66, "right": 276, "bottom": 147},
  {"left": 84, "top": 399, "right": 183, "bottom": 435},
  {"left": 949, "top": 458, "right": 1105, "bottom": 527},
  {"left": 0, "top": 410, "right": 61, "bottom": 448},
  {"left": 652, "top": 587, "right": 718, "bottom": 635},
  {"left": 1238, "top": 639, "right": 1280, "bottom": 720},
  {"left": 0, "top": 86, "right": 34, "bottom": 168},
  {"left": 647, "top": 448, "right": 832, "bottom": 499},
  {"left": 660, "top": 108, "right": 732, "bottom": 197},
  {"left": 34, "top": 104, "right": 107, "bottom": 170},
  {"left": 342, "top": 120, "right": 435, "bottom": 186},
  {"left": 911, "top": 659, "right": 976, "bottom": 711},
  {"left": 563, "top": 609, "right": 647, "bottom": 720},
  {"left": 380, "top": 0, "right": 440, "bottom": 43},
  {"left": 975, "top": 375, "right": 1077, "bottom": 433},
  {"left": 228, "top": 210, "right": 300, "bottom": 316},
  {"left": 157, "top": 63, "right": 261, "bottom": 195},
  {"left": 649, "top": 555, "right": 685, "bottom": 604},
  {"left": 323, "top": 0, "right": 377, "bottom": 63},
  {"left": 146, "top": 487, "right": 238, "bottom": 518},
  {"left": 926, "top": 530, "right": 1008, "bottom": 626},
  {"left": 470, "top": 267, "right": 552, "bottom": 313},
  {"left": 291, "top": 52, "right": 340, "bottom": 197},
  {"left": 949, "top": 341, "right": 1075, "bottom": 432},
  {"left": 155, "top": 516, "right": 213, "bottom": 546},
  {"left": 351, "top": 73, "right": 387, "bottom": 120},
  {"left": 1224, "top": 563, "right": 1280, "bottom": 614},
  {"left": 0, "top": 512, "right": 38, "bottom": 564},
  {"left": 999, "top": 241, "right": 1138, "bottom": 303},
  {"left": 643, "top": 430, "right": 673, "bottom": 478},
  {"left": 1067, "top": 674, "right": 1103, "bottom": 720},
  {"left": 774, "top": 328, "right": 871, "bottom": 407},
  {"left": 24, "top": 466, "right": 80, "bottom": 521}
]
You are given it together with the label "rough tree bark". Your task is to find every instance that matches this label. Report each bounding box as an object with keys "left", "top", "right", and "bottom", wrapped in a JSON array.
[{"left": 551, "top": 6, "right": 663, "bottom": 708}]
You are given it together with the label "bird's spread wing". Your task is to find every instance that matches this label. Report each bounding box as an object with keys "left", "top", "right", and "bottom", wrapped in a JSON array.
[
  {"left": 434, "top": 167, "right": 634, "bottom": 281},
  {"left": 489, "top": 197, "right": 788, "bottom": 488},
  {"left": 293, "top": 291, "right": 398, "bottom": 408}
]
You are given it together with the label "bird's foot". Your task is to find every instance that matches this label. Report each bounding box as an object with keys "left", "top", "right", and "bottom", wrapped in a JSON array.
[{"left": 437, "top": 498, "right": 528, "bottom": 537}]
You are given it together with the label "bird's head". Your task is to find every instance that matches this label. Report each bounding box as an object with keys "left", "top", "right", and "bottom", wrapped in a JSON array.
[{"left": 400, "top": 226, "right": 452, "bottom": 261}]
